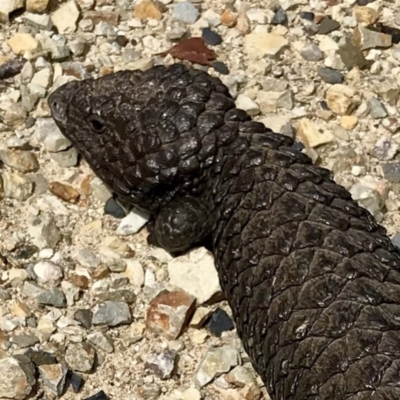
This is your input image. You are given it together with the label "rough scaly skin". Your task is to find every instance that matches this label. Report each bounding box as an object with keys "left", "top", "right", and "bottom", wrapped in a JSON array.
[{"left": 49, "top": 63, "right": 400, "bottom": 400}]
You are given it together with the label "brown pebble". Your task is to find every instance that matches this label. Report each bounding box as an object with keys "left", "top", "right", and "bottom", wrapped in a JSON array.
[
  {"left": 133, "top": 0, "right": 164, "bottom": 21},
  {"left": 49, "top": 182, "right": 80, "bottom": 203},
  {"left": 220, "top": 9, "right": 237, "bottom": 27},
  {"left": 69, "top": 274, "right": 89, "bottom": 289},
  {"left": 98, "top": 67, "right": 114, "bottom": 77},
  {"left": 146, "top": 289, "right": 196, "bottom": 340},
  {"left": 90, "top": 265, "right": 110, "bottom": 280}
]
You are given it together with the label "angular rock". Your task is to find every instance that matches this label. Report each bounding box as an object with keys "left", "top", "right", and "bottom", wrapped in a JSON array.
[
  {"left": 317, "top": 66, "right": 344, "bottom": 84},
  {"left": 300, "top": 43, "right": 323, "bottom": 61},
  {"left": 146, "top": 350, "right": 177, "bottom": 379},
  {"left": 194, "top": 346, "right": 240, "bottom": 387},
  {"left": 27, "top": 214, "right": 61, "bottom": 250},
  {"left": 65, "top": 342, "right": 95, "bottom": 373},
  {"left": 352, "top": 6, "right": 378, "bottom": 26},
  {"left": 146, "top": 289, "right": 196, "bottom": 340},
  {"left": 38, "top": 363, "right": 68, "bottom": 396},
  {"left": 0, "top": 150, "right": 39, "bottom": 173},
  {"left": 296, "top": 118, "right": 333, "bottom": 148},
  {"left": 2, "top": 171, "right": 34, "bottom": 201},
  {"left": 168, "top": 248, "right": 222, "bottom": 304},
  {"left": 353, "top": 26, "right": 392, "bottom": 50},
  {"left": 116, "top": 209, "right": 149, "bottom": 236},
  {"left": 368, "top": 98, "right": 387, "bottom": 119},
  {"left": 0, "top": 356, "right": 35, "bottom": 400},
  {"left": 92, "top": 301, "right": 132, "bottom": 327},
  {"left": 34, "top": 261, "right": 63, "bottom": 288},
  {"left": 37, "top": 288, "right": 66, "bottom": 308},
  {"left": 26, "top": 0, "right": 49, "bottom": 12},
  {"left": 7, "top": 34, "right": 40, "bottom": 55},
  {"left": 244, "top": 33, "right": 288, "bottom": 58},
  {"left": 326, "top": 84, "right": 359, "bottom": 115},
  {"left": 337, "top": 38, "right": 371, "bottom": 70},
  {"left": 207, "top": 308, "right": 235, "bottom": 337},
  {"left": 87, "top": 331, "right": 114, "bottom": 353},
  {"left": 235, "top": 94, "right": 260, "bottom": 116},
  {"left": 51, "top": 0, "right": 80, "bottom": 33},
  {"left": 0, "top": 0, "right": 24, "bottom": 22},
  {"left": 173, "top": 2, "right": 199, "bottom": 24}
]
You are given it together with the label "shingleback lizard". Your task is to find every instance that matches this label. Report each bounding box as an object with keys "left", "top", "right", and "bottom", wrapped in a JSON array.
[{"left": 49, "top": 63, "right": 400, "bottom": 400}]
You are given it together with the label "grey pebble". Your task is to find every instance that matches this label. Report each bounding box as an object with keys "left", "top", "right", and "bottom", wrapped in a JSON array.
[
  {"left": 318, "top": 18, "right": 340, "bottom": 34},
  {"left": 172, "top": 2, "right": 199, "bottom": 24},
  {"left": 202, "top": 28, "right": 222, "bottom": 45},
  {"left": 317, "top": 66, "right": 344, "bottom": 83},
  {"left": 271, "top": 7, "right": 288, "bottom": 25},
  {"left": 368, "top": 98, "right": 388, "bottom": 119},
  {"left": 37, "top": 288, "right": 66, "bottom": 308},
  {"left": 382, "top": 162, "right": 400, "bottom": 183},
  {"left": 300, "top": 43, "right": 323, "bottom": 61},
  {"left": 74, "top": 309, "right": 93, "bottom": 329},
  {"left": 12, "top": 334, "right": 40, "bottom": 348},
  {"left": 92, "top": 301, "right": 132, "bottom": 327}
]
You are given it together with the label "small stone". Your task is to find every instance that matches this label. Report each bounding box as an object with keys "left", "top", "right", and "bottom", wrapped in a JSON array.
[
  {"left": 235, "top": 94, "right": 260, "bottom": 116},
  {"left": 271, "top": 7, "right": 288, "bottom": 25},
  {"left": 87, "top": 331, "right": 114, "bottom": 353},
  {"left": 202, "top": 28, "right": 222, "bottom": 46},
  {"left": 133, "top": 0, "right": 163, "bottom": 21},
  {"left": 146, "top": 350, "right": 177, "bottom": 379},
  {"left": 207, "top": 308, "right": 234, "bottom": 337},
  {"left": 83, "top": 10, "right": 119, "bottom": 26},
  {"left": 300, "top": 43, "right": 323, "bottom": 61},
  {"left": 27, "top": 214, "right": 60, "bottom": 250},
  {"left": 75, "top": 248, "right": 101, "bottom": 270},
  {"left": 49, "top": 181, "right": 80, "bottom": 203},
  {"left": 146, "top": 289, "right": 196, "bottom": 340},
  {"left": 51, "top": 0, "right": 80, "bottom": 33},
  {"left": 340, "top": 115, "right": 358, "bottom": 130},
  {"left": 22, "top": 12, "right": 53, "bottom": 30},
  {"left": 353, "top": 26, "right": 392, "bottom": 51},
  {"left": 337, "top": 38, "right": 370, "bottom": 70},
  {"left": 33, "top": 261, "right": 63, "bottom": 286},
  {"left": 372, "top": 137, "right": 398, "bottom": 161},
  {"left": 104, "top": 198, "right": 126, "bottom": 218},
  {"left": 92, "top": 301, "right": 132, "bottom": 327},
  {"left": 220, "top": 9, "right": 237, "bottom": 27},
  {"left": 0, "top": 0, "right": 24, "bottom": 22},
  {"left": 168, "top": 248, "right": 222, "bottom": 304},
  {"left": 36, "top": 119, "right": 71, "bottom": 152},
  {"left": 326, "top": 84, "right": 359, "bottom": 115},
  {"left": 65, "top": 342, "right": 95, "bottom": 373},
  {"left": 70, "top": 372, "right": 84, "bottom": 393},
  {"left": 318, "top": 18, "right": 340, "bottom": 34},
  {"left": 382, "top": 163, "right": 400, "bottom": 183},
  {"left": 74, "top": 309, "right": 93, "bottom": 329},
  {"left": 368, "top": 98, "right": 388, "bottom": 119},
  {"left": 26, "top": 0, "right": 49, "bottom": 12},
  {"left": 173, "top": 2, "right": 199, "bottom": 24},
  {"left": 2, "top": 171, "right": 34, "bottom": 200},
  {"left": 244, "top": 33, "right": 288, "bottom": 58},
  {"left": 37, "top": 288, "right": 66, "bottom": 308},
  {"left": 300, "top": 11, "right": 314, "bottom": 21},
  {"left": 213, "top": 61, "right": 229, "bottom": 75},
  {"left": 165, "top": 20, "right": 187, "bottom": 40},
  {"left": 236, "top": 13, "right": 250, "bottom": 34},
  {"left": 69, "top": 274, "right": 89, "bottom": 289},
  {"left": 317, "top": 66, "right": 344, "bottom": 84},
  {"left": 296, "top": 118, "right": 334, "bottom": 148},
  {"left": 0, "top": 150, "right": 39, "bottom": 173},
  {"left": 116, "top": 209, "right": 149, "bottom": 236},
  {"left": 84, "top": 391, "right": 108, "bottom": 400},
  {"left": 352, "top": 6, "right": 378, "bottom": 26},
  {"left": 38, "top": 364, "right": 68, "bottom": 396},
  {"left": 7, "top": 34, "right": 40, "bottom": 55},
  {"left": 114, "top": 35, "right": 129, "bottom": 47},
  {"left": 12, "top": 334, "right": 39, "bottom": 348},
  {"left": 24, "top": 349, "right": 57, "bottom": 366},
  {"left": 0, "top": 356, "right": 35, "bottom": 400},
  {"left": 51, "top": 148, "right": 79, "bottom": 167},
  {"left": 0, "top": 58, "right": 26, "bottom": 80},
  {"left": 194, "top": 346, "right": 240, "bottom": 387},
  {"left": 124, "top": 259, "right": 145, "bottom": 287}
]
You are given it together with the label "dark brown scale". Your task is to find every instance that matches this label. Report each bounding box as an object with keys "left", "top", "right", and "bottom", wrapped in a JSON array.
[{"left": 49, "top": 63, "right": 400, "bottom": 400}]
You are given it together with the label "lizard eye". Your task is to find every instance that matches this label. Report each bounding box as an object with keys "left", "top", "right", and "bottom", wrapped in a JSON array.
[{"left": 88, "top": 115, "right": 106, "bottom": 133}]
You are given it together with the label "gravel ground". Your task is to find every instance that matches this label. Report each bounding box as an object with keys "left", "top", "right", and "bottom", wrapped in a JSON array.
[{"left": 1, "top": 0, "right": 400, "bottom": 399}]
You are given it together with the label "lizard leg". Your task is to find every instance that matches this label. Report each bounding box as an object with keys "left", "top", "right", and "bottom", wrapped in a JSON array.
[{"left": 147, "top": 196, "right": 212, "bottom": 255}]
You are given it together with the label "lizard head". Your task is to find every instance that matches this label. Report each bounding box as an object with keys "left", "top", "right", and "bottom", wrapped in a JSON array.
[{"left": 47, "top": 64, "right": 236, "bottom": 213}]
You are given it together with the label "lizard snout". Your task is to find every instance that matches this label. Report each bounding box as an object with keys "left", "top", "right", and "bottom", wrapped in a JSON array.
[{"left": 48, "top": 81, "right": 80, "bottom": 125}]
